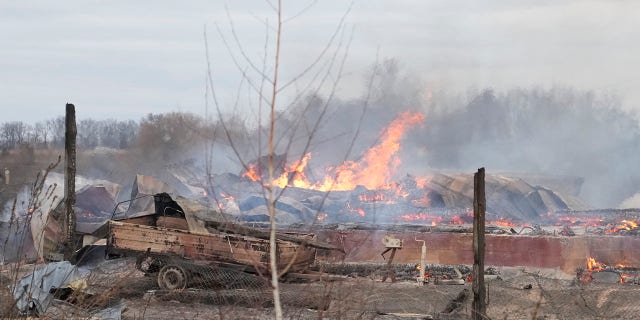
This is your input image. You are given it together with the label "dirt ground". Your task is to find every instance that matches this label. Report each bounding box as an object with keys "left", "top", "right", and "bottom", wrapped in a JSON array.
[
  {"left": 4, "top": 257, "right": 640, "bottom": 320},
  {"left": 118, "top": 275, "right": 640, "bottom": 319}
]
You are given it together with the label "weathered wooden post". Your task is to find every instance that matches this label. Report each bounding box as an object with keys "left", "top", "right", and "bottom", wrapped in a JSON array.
[
  {"left": 472, "top": 167, "right": 486, "bottom": 319},
  {"left": 63, "top": 103, "right": 77, "bottom": 260}
]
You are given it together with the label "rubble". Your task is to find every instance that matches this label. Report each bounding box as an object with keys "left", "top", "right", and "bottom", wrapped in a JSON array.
[{"left": 12, "top": 261, "right": 84, "bottom": 315}]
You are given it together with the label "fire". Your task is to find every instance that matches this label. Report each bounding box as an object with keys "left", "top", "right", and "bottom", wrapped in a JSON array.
[
  {"left": 555, "top": 216, "right": 603, "bottom": 227},
  {"left": 346, "top": 201, "right": 366, "bottom": 217},
  {"left": 494, "top": 220, "right": 516, "bottom": 227},
  {"left": 220, "top": 192, "right": 235, "bottom": 201},
  {"left": 242, "top": 111, "right": 425, "bottom": 192},
  {"left": 272, "top": 153, "right": 312, "bottom": 188},
  {"left": 620, "top": 273, "right": 632, "bottom": 283},
  {"left": 394, "top": 184, "right": 410, "bottom": 198},
  {"left": 587, "top": 257, "right": 605, "bottom": 272},
  {"left": 606, "top": 219, "right": 639, "bottom": 234},
  {"left": 359, "top": 193, "right": 386, "bottom": 202},
  {"left": 242, "top": 163, "right": 260, "bottom": 181},
  {"left": 451, "top": 215, "right": 464, "bottom": 225},
  {"left": 321, "top": 111, "right": 424, "bottom": 191},
  {"left": 411, "top": 193, "right": 431, "bottom": 207},
  {"left": 217, "top": 192, "right": 236, "bottom": 210},
  {"left": 415, "top": 176, "right": 430, "bottom": 189},
  {"left": 398, "top": 213, "right": 443, "bottom": 224}
]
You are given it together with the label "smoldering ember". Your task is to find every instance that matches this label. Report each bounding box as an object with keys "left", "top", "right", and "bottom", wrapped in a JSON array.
[{"left": 3, "top": 101, "right": 640, "bottom": 320}]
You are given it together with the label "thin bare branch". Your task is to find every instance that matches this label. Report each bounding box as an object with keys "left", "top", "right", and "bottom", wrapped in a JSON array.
[
  {"left": 276, "top": 24, "right": 350, "bottom": 173},
  {"left": 204, "top": 26, "right": 259, "bottom": 185},
  {"left": 264, "top": 0, "right": 278, "bottom": 13},
  {"left": 303, "top": 47, "right": 380, "bottom": 229},
  {"left": 214, "top": 23, "right": 272, "bottom": 107},
  {"left": 248, "top": 10, "right": 278, "bottom": 32},
  {"left": 257, "top": 16, "right": 271, "bottom": 169},
  {"left": 273, "top": 22, "right": 349, "bottom": 152},
  {"left": 282, "top": 0, "right": 318, "bottom": 24},
  {"left": 277, "top": 4, "right": 352, "bottom": 93},
  {"left": 225, "top": 5, "right": 275, "bottom": 86}
]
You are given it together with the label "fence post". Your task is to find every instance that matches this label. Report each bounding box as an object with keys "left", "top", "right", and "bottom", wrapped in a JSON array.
[
  {"left": 472, "top": 167, "right": 486, "bottom": 319},
  {"left": 63, "top": 103, "right": 77, "bottom": 260}
]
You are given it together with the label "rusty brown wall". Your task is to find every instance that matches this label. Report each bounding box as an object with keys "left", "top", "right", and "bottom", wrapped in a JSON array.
[{"left": 316, "top": 230, "right": 640, "bottom": 273}]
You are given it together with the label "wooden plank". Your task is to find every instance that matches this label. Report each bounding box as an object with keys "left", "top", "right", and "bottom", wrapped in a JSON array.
[
  {"left": 206, "top": 220, "right": 343, "bottom": 251},
  {"left": 157, "top": 216, "right": 190, "bottom": 230},
  {"left": 117, "top": 216, "right": 154, "bottom": 226}
]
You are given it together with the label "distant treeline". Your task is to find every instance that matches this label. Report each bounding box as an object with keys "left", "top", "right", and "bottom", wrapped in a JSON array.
[
  {"left": 0, "top": 112, "right": 251, "bottom": 159},
  {"left": 0, "top": 113, "right": 214, "bottom": 150},
  {"left": 0, "top": 118, "right": 139, "bottom": 150}
]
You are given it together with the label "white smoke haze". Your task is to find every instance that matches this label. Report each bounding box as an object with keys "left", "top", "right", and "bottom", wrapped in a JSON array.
[
  {"left": 0, "top": 186, "right": 30, "bottom": 223},
  {"left": 234, "top": 61, "right": 639, "bottom": 209}
]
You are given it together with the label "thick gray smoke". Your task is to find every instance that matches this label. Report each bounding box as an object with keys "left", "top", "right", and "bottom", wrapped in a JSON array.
[
  {"left": 32, "top": 61, "right": 631, "bottom": 210},
  {"left": 267, "top": 62, "right": 640, "bottom": 208},
  {"left": 412, "top": 87, "right": 639, "bottom": 208}
]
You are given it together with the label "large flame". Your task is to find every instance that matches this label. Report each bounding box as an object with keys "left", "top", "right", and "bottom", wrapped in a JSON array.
[{"left": 244, "top": 111, "right": 425, "bottom": 192}]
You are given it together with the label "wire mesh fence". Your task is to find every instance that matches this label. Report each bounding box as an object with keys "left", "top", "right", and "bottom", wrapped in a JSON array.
[{"left": 7, "top": 249, "right": 640, "bottom": 319}]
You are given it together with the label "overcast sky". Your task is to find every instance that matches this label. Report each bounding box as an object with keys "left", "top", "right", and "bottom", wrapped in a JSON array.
[{"left": 2, "top": 0, "right": 639, "bottom": 122}]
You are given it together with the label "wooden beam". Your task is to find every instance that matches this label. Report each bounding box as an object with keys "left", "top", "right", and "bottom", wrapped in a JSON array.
[{"left": 472, "top": 167, "right": 486, "bottom": 319}]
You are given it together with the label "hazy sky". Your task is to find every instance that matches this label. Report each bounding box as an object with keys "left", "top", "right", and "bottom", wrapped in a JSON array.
[{"left": 2, "top": 0, "right": 639, "bottom": 122}]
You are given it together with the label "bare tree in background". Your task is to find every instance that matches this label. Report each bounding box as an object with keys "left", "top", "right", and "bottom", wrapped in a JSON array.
[{"left": 202, "top": 2, "right": 365, "bottom": 318}]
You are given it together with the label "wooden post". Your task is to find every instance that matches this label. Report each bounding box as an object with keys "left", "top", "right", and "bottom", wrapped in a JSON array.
[
  {"left": 472, "top": 167, "right": 486, "bottom": 319},
  {"left": 381, "top": 248, "right": 397, "bottom": 282},
  {"left": 63, "top": 103, "right": 77, "bottom": 260}
]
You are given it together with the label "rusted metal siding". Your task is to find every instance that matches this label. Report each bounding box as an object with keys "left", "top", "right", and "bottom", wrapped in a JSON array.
[{"left": 316, "top": 230, "right": 640, "bottom": 273}]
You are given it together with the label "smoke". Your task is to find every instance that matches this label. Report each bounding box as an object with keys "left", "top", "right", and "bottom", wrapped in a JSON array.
[
  {"left": 412, "top": 87, "right": 639, "bottom": 208},
  {"left": 0, "top": 186, "right": 30, "bottom": 223},
  {"left": 260, "top": 61, "right": 640, "bottom": 208},
  {"left": 46, "top": 59, "right": 634, "bottom": 209}
]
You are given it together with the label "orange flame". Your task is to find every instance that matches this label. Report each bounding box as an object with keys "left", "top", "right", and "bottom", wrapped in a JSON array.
[
  {"left": 322, "top": 111, "right": 424, "bottom": 191},
  {"left": 220, "top": 192, "right": 235, "bottom": 201},
  {"left": 587, "top": 257, "right": 605, "bottom": 272},
  {"left": 555, "top": 216, "right": 603, "bottom": 227},
  {"left": 607, "top": 219, "right": 639, "bottom": 234},
  {"left": 451, "top": 215, "right": 464, "bottom": 225},
  {"left": 242, "top": 111, "right": 425, "bottom": 191},
  {"left": 494, "top": 220, "right": 516, "bottom": 227},
  {"left": 399, "top": 213, "right": 443, "bottom": 224},
  {"left": 411, "top": 192, "right": 431, "bottom": 207},
  {"left": 346, "top": 201, "right": 366, "bottom": 217},
  {"left": 272, "top": 153, "right": 312, "bottom": 188},
  {"left": 415, "top": 176, "right": 430, "bottom": 189},
  {"left": 243, "top": 163, "right": 260, "bottom": 181}
]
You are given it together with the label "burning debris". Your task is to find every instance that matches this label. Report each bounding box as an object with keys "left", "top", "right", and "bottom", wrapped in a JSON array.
[
  {"left": 226, "top": 111, "right": 601, "bottom": 227},
  {"left": 578, "top": 257, "right": 640, "bottom": 285}
]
